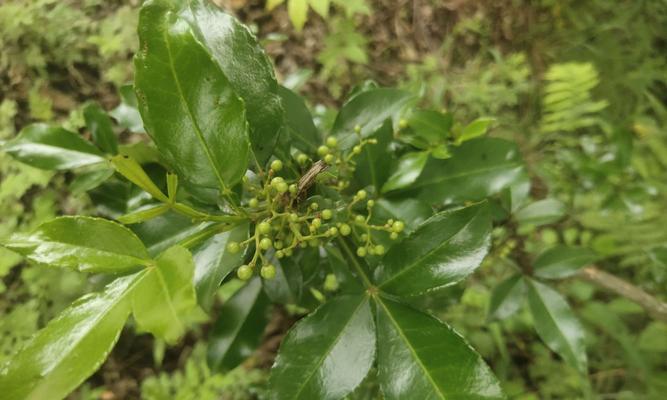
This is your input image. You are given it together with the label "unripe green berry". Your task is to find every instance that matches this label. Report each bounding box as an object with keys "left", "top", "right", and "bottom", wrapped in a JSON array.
[
  {"left": 276, "top": 181, "right": 288, "bottom": 193},
  {"left": 227, "top": 241, "right": 240, "bottom": 254},
  {"left": 310, "top": 202, "right": 319, "bottom": 210},
  {"left": 261, "top": 264, "right": 276, "bottom": 280},
  {"left": 327, "top": 227, "right": 338, "bottom": 236},
  {"left": 355, "top": 215, "right": 366, "bottom": 224},
  {"left": 311, "top": 218, "right": 322, "bottom": 228},
  {"left": 326, "top": 137, "right": 338, "bottom": 147},
  {"left": 289, "top": 184, "right": 297, "bottom": 194},
  {"left": 324, "top": 273, "right": 339, "bottom": 292},
  {"left": 392, "top": 221, "right": 405, "bottom": 233},
  {"left": 284, "top": 248, "right": 293, "bottom": 256},
  {"left": 322, "top": 209, "right": 333, "bottom": 220},
  {"left": 352, "top": 145, "right": 362, "bottom": 154},
  {"left": 270, "top": 159, "right": 283, "bottom": 171},
  {"left": 258, "top": 221, "right": 271, "bottom": 235},
  {"left": 324, "top": 154, "right": 335, "bottom": 164},
  {"left": 237, "top": 265, "right": 252, "bottom": 280},
  {"left": 259, "top": 238, "right": 272, "bottom": 250},
  {"left": 361, "top": 233, "right": 369, "bottom": 241},
  {"left": 276, "top": 250, "right": 285, "bottom": 258},
  {"left": 390, "top": 232, "right": 399, "bottom": 240},
  {"left": 374, "top": 245, "right": 385, "bottom": 255},
  {"left": 367, "top": 200, "right": 375, "bottom": 208},
  {"left": 356, "top": 190, "right": 367, "bottom": 200},
  {"left": 399, "top": 118, "right": 408, "bottom": 129},
  {"left": 308, "top": 238, "right": 319, "bottom": 247},
  {"left": 274, "top": 240, "right": 284, "bottom": 250},
  {"left": 354, "top": 124, "right": 361, "bottom": 133},
  {"left": 297, "top": 153, "right": 308, "bottom": 165},
  {"left": 289, "top": 213, "right": 299, "bottom": 222},
  {"left": 339, "top": 223, "right": 351, "bottom": 236},
  {"left": 356, "top": 247, "right": 367, "bottom": 257},
  {"left": 248, "top": 198, "right": 259, "bottom": 208},
  {"left": 317, "top": 145, "right": 330, "bottom": 157}
]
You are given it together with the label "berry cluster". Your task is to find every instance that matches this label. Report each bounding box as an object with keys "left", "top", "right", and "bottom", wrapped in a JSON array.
[{"left": 227, "top": 131, "right": 405, "bottom": 281}]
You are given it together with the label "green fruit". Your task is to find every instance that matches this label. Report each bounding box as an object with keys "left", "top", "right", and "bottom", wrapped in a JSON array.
[
  {"left": 352, "top": 145, "right": 362, "bottom": 154},
  {"left": 258, "top": 221, "right": 271, "bottom": 235},
  {"left": 276, "top": 181, "right": 288, "bottom": 193},
  {"left": 248, "top": 198, "right": 259, "bottom": 208},
  {"left": 227, "top": 241, "right": 240, "bottom": 254},
  {"left": 276, "top": 250, "right": 285, "bottom": 258},
  {"left": 324, "top": 154, "right": 335, "bottom": 164},
  {"left": 260, "top": 238, "right": 273, "bottom": 250},
  {"left": 274, "top": 240, "right": 284, "bottom": 250},
  {"left": 324, "top": 273, "right": 339, "bottom": 292},
  {"left": 355, "top": 215, "right": 366, "bottom": 224},
  {"left": 317, "top": 145, "right": 330, "bottom": 157},
  {"left": 289, "top": 184, "right": 297, "bottom": 194},
  {"left": 356, "top": 247, "right": 367, "bottom": 257},
  {"left": 390, "top": 232, "right": 398, "bottom": 240},
  {"left": 392, "top": 220, "right": 405, "bottom": 233},
  {"left": 297, "top": 153, "right": 308, "bottom": 165},
  {"left": 322, "top": 209, "right": 333, "bottom": 220},
  {"left": 374, "top": 245, "right": 385, "bottom": 255},
  {"left": 289, "top": 213, "right": 299, "bottom": 222},
  {"left": 399, "top": 118, "right": 408, "bottom": 129},
  {"left": 261, "top": 264, "right": 276, "bottom": 280},
  {"left": 367, "top": 199, "right": 375, "bottom": 208},
  {"left": 339, "top": 223, "right": 352, "bottom": 236},
  {"left": 356, "top": 190, "right": 367, "bottom": 200},
  {"left": 327, "top": 227, "right": 338, "bottom": 236},
  {"left": 311, "top": 218, "right": 322, "bottom": 228},
  {"left": 270, "top": 159, "right": 283, "bottom": 171},
  {"left": 310, "top": 202, "right": 319, "bottom": 210},
  {"left": 354, "top": 124, "right": 361, "bottom": 133},
  {"left": 237, "top": 265, "right": 252, "bottom": 280},
  {"left": 326, "top": 137, "right": 338, "bottom": 147}
]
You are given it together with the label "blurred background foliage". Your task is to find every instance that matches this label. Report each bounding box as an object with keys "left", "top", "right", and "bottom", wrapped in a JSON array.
[{"left": 0, "top": 0, "right": 665, "bottom": 398}]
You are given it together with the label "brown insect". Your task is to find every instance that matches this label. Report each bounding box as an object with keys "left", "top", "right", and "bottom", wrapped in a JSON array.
[{"left": 282, "top": 160, "right": 328, "bottom": 207}]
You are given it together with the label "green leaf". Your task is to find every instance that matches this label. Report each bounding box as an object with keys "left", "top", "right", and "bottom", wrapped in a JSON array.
[
  {"left": 132, "top": 245, "right": 198, "bottom": 344},
  {"left": 308, "top": 0, "right": 330, "bottom": 18},
  {"left": 3, "top": 123, "right": 106, "bottom": 170},
  {"left": 288, "top": 0, "right": 309, "bottom": 31},
  {"left": 207, "top": 278, "right": 271, "bottom": 371},
  {"left": 110, "top": 85, "right": 144, "bottom": 133},
  {"left": 70, "top": 167, "right": 115, "bottom": 194},
  {"left": 135, "top": 0, "right": 250, "bottom": 195},
  {"left": 269, "top": 294, "right": 375, "bottom": 400},
  {"left": 278, "top": 85, "right": 320, "bottom": 152},
  {"left": 525, "top": 279, "right": 587, "bottom": 373},
  {"left": 375, "top": 297, "right": 504, "bottom": 399},
  {"left": 193, "top": 223, "right": 249, "bottom": 311},
  {"left": 83, "top": 102, "right": 118, "bottom": 154},
  {"left": 354, "top": 121, "right": 393, "bottom": 191},
  {"left": 131, "top": 211, "right": 215, "bottom": 256},
  {"left": 376, "top": 203, "right": 491, "bottom": 297},
  {"left": 332, "top": 88, "right": 416, "bottom": 149},
  {"left": 458, "top": 117, "right": 495, "bottom": 143},
  {"left": 2, "top": 216, "right": 151, "bottom": 273},
  {"left": 263, "top": 254, "right": 303, "bottom": 305},
  {"left": 111, "top": 155, "right": 168, "bottom": 202},
  {"left": 185, "top": 0, "right": 284, "bottom": 163},
  {"left": 382, "top": 151, "right": 429, "bottom": 193},
  {"left": 266, "top": 0, "right": 285, "bottom": 11},
  {"left": 534, "top": 246, "right": 597, "bottom": 279},
  {"left": 488, "top": 274, "right": 525, "bottom": 320},
  {"left": 638, "top": 322, "right": 667, "bottom": 352},
  {"left": 400, "top": 109, "right": 453, "bottom": 148},
  {"left": 0, "top": 274, "right": 140, "bottom": 400},
  {"left": 514, "top": 198, "right": 566, "bottom": 226},
  {"left": 409, "top": 138, "right": 525, "bottom": 204},
  {"left": 117, "top": 204, "right": 171, "bottom": 225}
]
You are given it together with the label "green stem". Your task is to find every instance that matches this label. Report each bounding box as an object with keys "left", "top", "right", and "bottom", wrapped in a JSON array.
[{"left": 336, "top": 237, "right": 373, "bottom": 289}]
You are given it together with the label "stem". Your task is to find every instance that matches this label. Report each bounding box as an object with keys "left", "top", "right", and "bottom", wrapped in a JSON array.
[
  {"left": 579, "top": 266, "right": 667, "bottom": 323},
  {"left": 336, "top": 238, "right": 374, "bottom": 288}
]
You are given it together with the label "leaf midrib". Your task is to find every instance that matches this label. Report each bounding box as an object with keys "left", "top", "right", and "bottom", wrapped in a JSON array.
[
  {"left": 161, "top": 24, "right": 229, "bottom": 193},
  {"left": 376, "top": 297, "right": 446, "bottom": 400}
]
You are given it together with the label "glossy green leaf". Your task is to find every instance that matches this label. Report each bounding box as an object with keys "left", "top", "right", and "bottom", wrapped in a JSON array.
[
  {"left": 132, "top": 245, "right": 198, "bottom": 344},
  {"left": 131, "top": 211, "right": 215, "bottom": 256},
  {"left": 135, "top": 0, "right": 250, "bottom": 194},
  {"left": 354, "top": 121, "right": 393, "bottom": 191},
  {"left": 332, "top": 88, "right": 417, "bottom": 149},
  {"left": 514, "top": 198, "right": 566, "bottom": 226},
  {"left": 309, "top": 0, "right": 330, "bottom": 18},
  {"left": 70, "top": 167, "right": 115, "bottom": 194},
  {"left": 110, "top": 84, "right": 144, "bottom": 133},
  {"left": 488, "top": 274, "right": 525, "bottom": 320},
  {"left": 376, "top": 203, "right": 491, "bottom": 297},
  {"left": 325, "top": 246, "right": 364, "bottom": 294},
  {"left": 288, "top": 0, "right": 308, "bottom": 31},
  {"left": 400, "top": 109, "right": 453, "bottom": 148},
  {"left": 382, "top": 151, "right": 429, "bottom": 193},
  {"left": 526, "top": 279, "right": 587, "bottom": 373},
  {"left": 207, "top": 278, "right": 270, "bottom": 371},
  {"left": 263, "top": 254, "right": 304, "bottom": 305},
  {"left": 184, "top": 0, "right": 283, "bottom": 163},
  {"left": 111, "top": 155, "right": 168, "bottom": 202},
  {"left": 117, "top": 204, "right": 170, "bottom": 225},
  {"left": 269, "top": 294, "right": 375, "bottom": 400},
  {"left": 278, "top": 85, "right": 320, "bottom": 152},
  {"left": 83, "top": 102, "right": 118, "bottom": 154},
  {"left": 0, "top": 273, "right": 140, "bottom": 400},
  {"left": 458, "top": 117, "right": 495, "bottom": 143},
  {"left": 193, "top": 223, "right": 249, "bottom": 310},
  {"left": 373, "top": 198, "right": 433, "bottom": 233},
  {"left": 3, "top": 123, "right": 105, "bottom": 170},
  {"left": 534, "top": 245, "right": 597, "bottom": 279},
  {"left": 375, "top": 297, "right": 504, "bottom": 399},
  {"left": 2, "top": 216, "right": 151, "bottom": 273},
  {"left": 408, "top": 138, "right": 525, "bottom": 204}
]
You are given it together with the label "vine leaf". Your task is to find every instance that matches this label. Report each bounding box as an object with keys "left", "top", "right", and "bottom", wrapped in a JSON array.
[
  {"left": 0, "top": 274, "right": 140, "bottom": 400},
  {"left": 375, "top": 297, "right": 504, "bottom": 399},
  {"left": 526, "top": 278, "right": 588, "bottom": 373},
  {"left": 376, "top": 202, "right": 492, "bottom": 297},
  {"left": 207, "top": 278, "right": 271, "bottom": 372},
  {"left": 135, "top": 0, "right": 250, "bottom": 196},
  {"left": 269, "top": 294, "right": 375, "bottom": 400},
  {"left": 2, "top": 216, "right": 151, "bottom": 274}
]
